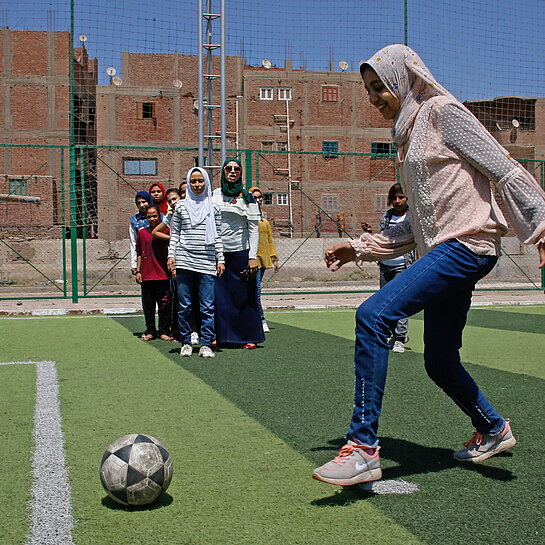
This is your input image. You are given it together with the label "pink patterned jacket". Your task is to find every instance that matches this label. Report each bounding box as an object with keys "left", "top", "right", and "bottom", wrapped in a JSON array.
[{"left": 351, "top": 96, "right": 545, "bottom": 264}]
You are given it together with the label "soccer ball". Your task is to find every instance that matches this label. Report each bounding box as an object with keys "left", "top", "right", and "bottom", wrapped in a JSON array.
[{"left": 99, "top": 433, "right": 173, "bottom": 506}]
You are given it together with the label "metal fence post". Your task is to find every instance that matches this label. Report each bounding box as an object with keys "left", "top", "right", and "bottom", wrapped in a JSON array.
[
  {"left": 542, "top": 160, "right": 545, "bottom": 290},
  {"left": 244, "top": 149, "right": 252, "bottom": 188},
  {"left": 60, "top": 149, "right": 67, "bottom": 297},
  {"left": 69, "top": 0, "right": 78, "bottom": 303}
]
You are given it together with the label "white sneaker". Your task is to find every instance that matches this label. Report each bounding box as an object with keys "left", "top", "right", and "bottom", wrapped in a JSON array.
[
  {"left": 392, "top": 341, "right": 405, "bottom": 353},
  {"left": 262, "top": 322, "right": 270, "bottom": 333},
  {"left": 190, "top": 332, "right": 199, "bottom": 345},
  {"left": 199, "top": 345, "right": 215, "bottom": 358},
  {"left": 180, "top": 344, "right": 193, "bottom": 357}
]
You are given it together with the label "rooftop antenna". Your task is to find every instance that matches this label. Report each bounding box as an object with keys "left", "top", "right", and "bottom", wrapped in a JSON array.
[
  {"left": 262, "top": 59, "right": 272, "bottom": 69},
  {"left": 79, "top": 35, "right": 87, "bottom": 48},
  {"left": 510, "top": 119, "right": 519, "bottom": 143},
  {"left": 106, "top": 67, "right": 116, "bottom": 84},
  {"left": 338, "top": 60, "right": 349, "bottom": 72},
  {"left": 112, "top": 76, "right": 123, "bottom": 86}
]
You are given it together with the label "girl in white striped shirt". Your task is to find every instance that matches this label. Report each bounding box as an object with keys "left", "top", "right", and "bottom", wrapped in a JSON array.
[{"left": 167, "top": 168, "right": 224, "bottom": 358}]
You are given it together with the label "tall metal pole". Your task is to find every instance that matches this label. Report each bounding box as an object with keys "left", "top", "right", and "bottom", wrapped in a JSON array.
[
  {"left": 198, "top": 1, "right": 226, "bottom": 174},
  {"left": 69, "top": 0, "right": 78, "bottom": 302},
  {"left": 220, "top": 0, "right": 226, "bottom": 165},
  {"left": 198, "top": 1, "right": 204, "bottom": 166},
  {"left": 206, "top": 0, "right": 214, "bottom": 169},
  {"left": 404, "top": 0, "right": 408, "bottom": 45},
  {"left": 286, "top": 98, "right": 293, "bottom": 238}
]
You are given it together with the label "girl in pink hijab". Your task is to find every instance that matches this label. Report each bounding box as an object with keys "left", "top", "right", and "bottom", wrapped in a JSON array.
[{"left": 313, "top": 44, "right": 545, "bottom": 487}]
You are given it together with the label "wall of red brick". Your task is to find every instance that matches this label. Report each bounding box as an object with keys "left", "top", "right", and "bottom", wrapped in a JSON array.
[
  {"left": 11, "top": 85, "right": 49, "bottom": 130},
  {"left": 3, "top": 32, "right": 543, "bottom": 244},
  {"left": 0, "top": 30, "right": 96, "bottom": 235}
]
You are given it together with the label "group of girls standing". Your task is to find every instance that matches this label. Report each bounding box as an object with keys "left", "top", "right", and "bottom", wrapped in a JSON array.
[
  {"left": 134, "top": 158, "right": 274, "bottom": 355},
  {"left": 130, "top": 182, "right": 180, "bottom": 342}
]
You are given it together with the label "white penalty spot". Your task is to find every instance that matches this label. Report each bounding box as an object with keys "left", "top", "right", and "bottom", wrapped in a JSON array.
[{"left": 358, "top": 479, "right": 419, "bottom": 495}]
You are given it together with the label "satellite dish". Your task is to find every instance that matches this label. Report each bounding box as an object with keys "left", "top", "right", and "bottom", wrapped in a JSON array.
[
  {"left": 338, "top": 60, "right": 349, "bottom": 71},
  {"left": 511, "top": 119, "right": 520, "bottom": 128},
  {"left": 106, "top": 67, "right": 117, "bottom": 76},
  {"left": 79, "top": 35, "right": 88, "bottom": 43},
  {"left": 193, "top": 100, "right": 199, "bottom": 110},
  {"left": 173, "top": 79, "right": 183, "bottom": 89},
  {"left": 262, "top": 59, "right": 272, "bottom": 69},
  {"left": 112, "top": 76, "right": 123, "bottom": 86}
]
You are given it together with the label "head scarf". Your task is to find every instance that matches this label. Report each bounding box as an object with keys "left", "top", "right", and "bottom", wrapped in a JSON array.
[
  {"left": 220, "top": 158, "right": 253, "bottom": 203},
  {"left": 131, "top": 191, "right": 152, "bottom": 230},
  {"left": 148, "top": 182, "right": 168, "bottom": 214},
  {"left": 360, "top": 44, "right": 454, "bottom": 148},
  {"left": 248, "top": 186, "right": 264, "bottom": 218},
  {"left": 134, "top": 190, "right": 152, "bottom": 208},
  {"left": 184, "top": 167, "right": 218, "bottom": 245}
]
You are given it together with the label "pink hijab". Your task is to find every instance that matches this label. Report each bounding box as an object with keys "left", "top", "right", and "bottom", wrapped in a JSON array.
[{"left": 360, "top": 44, "right": 455, "bottom": 149}]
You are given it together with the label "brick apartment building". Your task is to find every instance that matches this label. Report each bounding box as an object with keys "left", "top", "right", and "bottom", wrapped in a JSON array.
[
  {"left": 0, "top": 29, "right": 97, "bottom": 235},
  {"left": 2, "top": 29, "right": 545, "bottom": 242},
  {"left": 96, "top": 52, "right": 399, "bottom": 241}
]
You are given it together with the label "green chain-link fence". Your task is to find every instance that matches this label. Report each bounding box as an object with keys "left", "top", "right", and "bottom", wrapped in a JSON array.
[{"left": 1, "top": 144, "right": 543, "bottom": 301}]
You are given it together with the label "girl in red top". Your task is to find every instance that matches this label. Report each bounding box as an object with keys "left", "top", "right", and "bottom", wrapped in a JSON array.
[{"left": 136, "top": 206, "right": 171, "bottom": 341}]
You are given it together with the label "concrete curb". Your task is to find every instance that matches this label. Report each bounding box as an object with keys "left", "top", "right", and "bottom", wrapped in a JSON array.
[{"left": 0, "top": 290, "right": 543, "bottom": 317}]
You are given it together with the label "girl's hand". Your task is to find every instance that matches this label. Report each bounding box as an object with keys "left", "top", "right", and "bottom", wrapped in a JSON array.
[
  {"left": 248, "top": 259, "right": 259, "bottom": 274},
  {"left": 273, "top": 260, "right": 280, "bottom": 272},
  {"left": 167, "top": 257, "right": 176, "bottom": 273},
  {"left": 538, "top": 241, "right": 545, "bottom": 268},
  {"left": 361, "top": 221, "right": 373, "bottom": 233},
  {"left": 135, "top": 272, "right": 142, "bottom": 284},
  {"left": 217, "top": 263, "right": 225, "bottom": 277},
  {"left": 324, "top": 242, "right": 356, "bottom": 272}
]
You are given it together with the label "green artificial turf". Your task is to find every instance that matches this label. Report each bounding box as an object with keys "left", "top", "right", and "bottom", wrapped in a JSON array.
[
  {"left": 0, "top": 316, "right": 419, "bottom": 545},
  {"left": 115, "top": 306, "right": 544, "bottom": 545},
  {"left": 0, "top": 361, "right": 35, "bottom": 545},
  {"left": 1, "top": 306, "right": 543, "bottom": 545}
]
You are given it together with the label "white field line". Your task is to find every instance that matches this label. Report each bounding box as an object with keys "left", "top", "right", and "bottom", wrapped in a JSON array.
[
  {"left": 2, "top": 360, "right": 418, "bottom": 505},
  {"left": 1, "top": 361, "right": 75, "bottom": 545},
  {"left": 359, "top": 479, "right": 419, "bottom": 495}
]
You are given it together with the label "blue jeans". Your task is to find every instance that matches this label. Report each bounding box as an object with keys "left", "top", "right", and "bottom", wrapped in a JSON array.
[
  {"left": 256, "top": 267, "right": 266, "bottom": 322},
  {"left": 349, "top": 240, "right": 504, "bottom": 446},
  {"left": 176, "top": 269, "right": 215, "bottom": 346}
]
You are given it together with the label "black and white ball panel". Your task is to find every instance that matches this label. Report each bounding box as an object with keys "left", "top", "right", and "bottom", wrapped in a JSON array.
[{"left": 100, "top": 433, "right": 173, "bottom": 506}]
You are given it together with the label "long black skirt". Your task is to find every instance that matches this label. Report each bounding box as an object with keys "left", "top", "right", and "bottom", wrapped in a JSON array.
[{"left": 215, "top": 249, "right": 265, "bottom": 345}]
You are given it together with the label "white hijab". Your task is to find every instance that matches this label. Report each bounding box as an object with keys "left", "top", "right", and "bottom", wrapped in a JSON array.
[
  {"left": 184, "top": 167, "right": 217, "bottom": 245},
  {"left": 360, "top": 44, "right": 455, "bottom": 149}
]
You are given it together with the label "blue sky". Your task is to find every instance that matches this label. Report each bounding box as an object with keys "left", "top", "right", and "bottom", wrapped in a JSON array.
[{"left": 3, "top": 0, "right": 545, "bottom": 100}]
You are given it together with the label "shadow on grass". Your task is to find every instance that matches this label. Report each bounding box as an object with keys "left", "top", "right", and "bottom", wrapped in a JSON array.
[
  {"left": 167, "top": 345, "right": 265, "bottom": 355},
  {"left": 311, "top": 487, "right": 363, "bottom": 507},
  {"left": 101, "top": 492, "right": 174, "bottom": 511},
  {"left": 310, "top": 436, "right": 516, "bottom": 505},
  {"left": 378, "top": 437, "right": 516, "bottom": 482}
]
